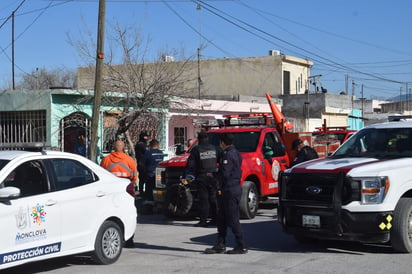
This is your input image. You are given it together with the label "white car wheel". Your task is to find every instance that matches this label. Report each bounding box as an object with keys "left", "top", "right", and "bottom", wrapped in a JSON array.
[{"left": 93, "top": 220, "right": 123, "bottom": 264}]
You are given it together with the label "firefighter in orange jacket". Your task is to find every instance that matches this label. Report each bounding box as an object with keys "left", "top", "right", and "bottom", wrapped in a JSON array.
[{"left": 100, "top": 140, "right": 139, "bottom": 186}]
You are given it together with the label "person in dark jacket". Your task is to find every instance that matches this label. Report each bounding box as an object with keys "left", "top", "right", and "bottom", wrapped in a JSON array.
[
  {"left": 205, "top": 133, "right": 247, "bottom": 255},
  {"left": 135, "top": 131, "right": 149, "bottom": 195},
  {"left": 184, "top": 131, "right": 219, "bottom": 227},
  {"left": 291, "top": 138, "right": 319, "bottom": 167},
  {"left": 143, "top": 139, "right": 164, "bottom": 204}
]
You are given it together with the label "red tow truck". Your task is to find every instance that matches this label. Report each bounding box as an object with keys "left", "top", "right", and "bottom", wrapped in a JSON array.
[{"left": 154, "top": 112, "right": 292, "bottom": 219}]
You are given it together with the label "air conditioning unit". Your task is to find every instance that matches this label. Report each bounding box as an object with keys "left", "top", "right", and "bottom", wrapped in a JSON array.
[
  {"left": 162, "top": 55, "right": 175, "bottom": 62},
  {"left": 268, "top": 50, "right": 281, "bottom": 56}
]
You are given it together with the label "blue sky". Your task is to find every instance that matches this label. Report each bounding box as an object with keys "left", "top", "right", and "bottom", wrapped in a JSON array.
[{"left": 0, "top": 0, "right": 411, "bottom": 100}]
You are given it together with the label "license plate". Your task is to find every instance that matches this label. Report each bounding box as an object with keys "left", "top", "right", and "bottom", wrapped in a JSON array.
[{"left": 302, "top": 215, "right": 320, "bottom": 228}]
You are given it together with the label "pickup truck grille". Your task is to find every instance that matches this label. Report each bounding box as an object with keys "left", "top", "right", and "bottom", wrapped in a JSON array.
[
  {"left": 280, "top": 172, "right": 359, "bottom": 205},
  {"left": 163, "top": 167, "right": 186, "bottom": 186}
]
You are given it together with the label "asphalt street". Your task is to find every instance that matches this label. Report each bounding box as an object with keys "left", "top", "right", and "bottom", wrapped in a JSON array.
[{"left": 4, "top": 199, "right": 412, "bottom": 274}]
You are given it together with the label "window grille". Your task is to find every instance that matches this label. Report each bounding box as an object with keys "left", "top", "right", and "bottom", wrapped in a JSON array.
[{"left": 0, "top": 110, "right": 46, "bottom": 148}]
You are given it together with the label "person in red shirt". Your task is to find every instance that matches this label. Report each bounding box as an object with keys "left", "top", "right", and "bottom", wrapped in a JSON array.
[{"left": 100, "top": 140, "right": 138, "bottom": 186}]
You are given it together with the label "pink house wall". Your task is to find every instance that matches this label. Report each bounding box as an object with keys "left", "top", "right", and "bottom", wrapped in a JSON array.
[
  {"left": 168, "top": 115, "right": 217, "bottom": 147},
  {"left": 168, "top": 115, "right": 196, "bottom": 147}
]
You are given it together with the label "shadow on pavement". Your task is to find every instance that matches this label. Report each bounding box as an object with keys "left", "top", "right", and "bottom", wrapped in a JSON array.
[{"left": 190, "top": 216, "right": 396, "bottom": 255}]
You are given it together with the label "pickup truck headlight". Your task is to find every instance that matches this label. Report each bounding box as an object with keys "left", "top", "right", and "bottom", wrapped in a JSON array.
[
  {"left": 360, "top": 176, "right": 390, "bottom": 204},
  {"left": 155, "top": 167, "right": 166, "bottom": 188}
]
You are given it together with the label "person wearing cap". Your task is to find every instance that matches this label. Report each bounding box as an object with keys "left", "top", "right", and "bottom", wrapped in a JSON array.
[
  {"left": 291, "top": 138, "right": 319, "bottom": 167},
  {"left": 135, "top": 131, "right": 149, "bottom": 195},
  {"left": 183, "top": 131, "right": 220, "bottom": 227}
]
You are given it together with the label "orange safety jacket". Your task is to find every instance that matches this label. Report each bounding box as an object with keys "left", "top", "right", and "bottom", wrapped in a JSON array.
[{"left": 100, "top": 152, "right": 139, "bottom": 185}]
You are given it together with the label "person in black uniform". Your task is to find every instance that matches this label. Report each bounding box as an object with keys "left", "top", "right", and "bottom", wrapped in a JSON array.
[
  {"left": 135, "top": 131, "right": 149, "bottom": 195},
  {"left": 290, "top": 138, "right": 318, "bottom": 167},
  {"left": 184, "top": 131, "right": 219, "bottom": 227},
  {"left": 205, "top": 133, "right": 247, "bottom": 255}
]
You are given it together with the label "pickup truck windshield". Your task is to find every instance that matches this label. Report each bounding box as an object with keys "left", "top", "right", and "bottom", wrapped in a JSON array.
[
  {"left": 207, "top": 132, "right": 260, "bottom": 153},
  {"left": 333, "top": 127, "right": 412, "bottom": 158}
]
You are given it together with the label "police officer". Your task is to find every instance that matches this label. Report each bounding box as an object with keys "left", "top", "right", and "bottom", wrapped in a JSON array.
[
  {"left": 135, "top": 131, "right": 149, "bottom": 195},
  {"left": 291, "top": 138, "right": 318, "bottom": 167},
  {"left": 205, "top": 133, "right": 247, "bottom": 254},
  {"left": 184, "top": 131, "right": 219, "bottom": 227}
]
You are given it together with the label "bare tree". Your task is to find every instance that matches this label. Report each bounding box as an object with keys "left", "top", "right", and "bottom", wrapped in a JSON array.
[
  {"left": 17, "top": 67, "right": 77, "bottom": 90},
  {"left": 68, "top": 20, "right": 197, "bottom": 157}
]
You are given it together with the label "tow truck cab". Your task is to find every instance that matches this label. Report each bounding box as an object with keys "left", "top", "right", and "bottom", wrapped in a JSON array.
[{"left": 154, "top": 113, "right": 290, "bottom": 219}]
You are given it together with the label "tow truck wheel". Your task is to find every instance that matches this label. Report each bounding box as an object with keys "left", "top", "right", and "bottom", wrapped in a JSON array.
[
  {"left": 391, "top": 198, "right": 412, "bottom": 253},
  {"left": 240, "top": 181, "right": 258, "bottom": 219}
]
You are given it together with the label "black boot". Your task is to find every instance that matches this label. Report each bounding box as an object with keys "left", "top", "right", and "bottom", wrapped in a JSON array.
[
  {"left": 204, "top": 244, "right": 226, "bottom": 254},
  {"left": 226, "top": 239, "right": 247, "bottom": 254},
  {"left": 226, "top": 246, "right": 248, "bottom": 254}
]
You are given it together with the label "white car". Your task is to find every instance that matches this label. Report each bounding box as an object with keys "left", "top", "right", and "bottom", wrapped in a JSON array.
[{"left": 0, "top": 146, "right": 137, "bottom": 270}]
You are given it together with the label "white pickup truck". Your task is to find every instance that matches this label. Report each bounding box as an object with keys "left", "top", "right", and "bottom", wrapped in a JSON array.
[{"left": 279, "top": 121, "right": 412, "bottom": 252}]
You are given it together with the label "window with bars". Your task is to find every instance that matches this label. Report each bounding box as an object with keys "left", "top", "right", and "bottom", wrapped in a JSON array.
[
  {"left": 0, "top": 110, "right": 47, "bottom": 145},
  {"left": 174, "top": 127, "right": 187, "bottom": 146}
]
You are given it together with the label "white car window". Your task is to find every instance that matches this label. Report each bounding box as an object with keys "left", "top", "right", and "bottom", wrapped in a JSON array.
[
  {"left": 2, "top": 161, "right": 48, "bottom": 197},
  {"left": 50, "top": 159, "right": 97, "bottom": 190}
]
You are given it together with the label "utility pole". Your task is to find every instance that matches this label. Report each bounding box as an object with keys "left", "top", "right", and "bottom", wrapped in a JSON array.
[
  {"left": 90, "top": 0, "right": 106, "bottom": 162},
  {"left": 12, "top": 11, "right": 15, "bottom": 90},
  {"left": 351, "top": 80, "right": 355, "bottom": 109},
  {"left": 405, "top": 82, "right": 411, "bottom": 115},
  {"left": 345, "top": 74, "right": 348, "bottom": 95},
  {"left": 197, "top": 47, "right": 201, "bottom": 100},
  {"left": 361, "top": 84, "right": 364, "bottom": 119}
]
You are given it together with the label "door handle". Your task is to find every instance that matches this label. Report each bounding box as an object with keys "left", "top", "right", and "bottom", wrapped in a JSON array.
[
  {"left": 45, "top": 199, "right": 57, "bottom": 206},
  {"left": 96, "top": 191, "right": 106, "bottom": 197}
]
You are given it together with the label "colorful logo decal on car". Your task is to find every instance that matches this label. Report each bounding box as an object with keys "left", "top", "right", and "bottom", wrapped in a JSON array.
[
  {"left": 14, "top": 205, "right": 48, "bottom": 244},
  {"left": 31, "top": 204, "right": 46, "bottom": 225}
]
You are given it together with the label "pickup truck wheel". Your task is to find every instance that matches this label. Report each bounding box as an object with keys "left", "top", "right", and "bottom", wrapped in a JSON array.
[
  {"left": 92, "top": 220, "right": 123, "bottom": 264},
  {"left": 391, "top": 198, "right": 412, "bottom": 253},
  {"left": 240, "top": 181, "right": 258, "bottom": 219}
]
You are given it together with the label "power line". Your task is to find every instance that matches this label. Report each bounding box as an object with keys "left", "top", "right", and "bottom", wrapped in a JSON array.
[
  {"left": 237, "top": 0, "right": 412, "bottom": 58},
  {"left": 197, "top": 0, "right": 408, "bottom": 86}
]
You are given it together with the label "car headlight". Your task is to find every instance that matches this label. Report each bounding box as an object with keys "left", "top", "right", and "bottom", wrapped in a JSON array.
[{"left": 360, "top": 176, "right": 390, "bottom": 204}]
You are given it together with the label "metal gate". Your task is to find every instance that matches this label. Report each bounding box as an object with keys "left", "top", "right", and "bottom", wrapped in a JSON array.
[
  {"left": 59, "top": 112, "right": 90, "bottom": 156},
  {"left": 0, "top": 110, "right": 46, "bottom": 150}
]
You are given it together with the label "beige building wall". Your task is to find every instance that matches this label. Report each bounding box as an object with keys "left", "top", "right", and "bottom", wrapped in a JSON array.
[
  {"left": 77, "top": 55, "right": 312, "bottom": 99},
  {"left": 321, "top": 113, "right": 349, "bottom": 128}
]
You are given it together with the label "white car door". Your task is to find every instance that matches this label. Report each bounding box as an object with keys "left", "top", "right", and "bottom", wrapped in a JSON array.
[
  {"left": 48, "top": 158, "right": 105, "bottom": 252},
  {"left": 0, "top": 161, "right": 61, "bottom": 269}
]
